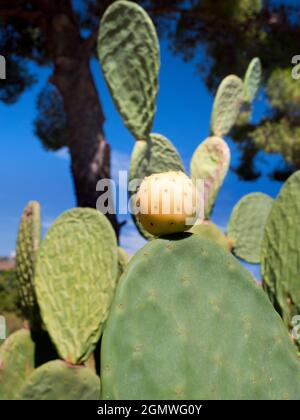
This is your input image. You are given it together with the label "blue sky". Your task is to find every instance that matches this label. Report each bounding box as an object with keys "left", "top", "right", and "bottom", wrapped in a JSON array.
[{"left": 0, "top": 37, "right": 288, "bottom": 278}]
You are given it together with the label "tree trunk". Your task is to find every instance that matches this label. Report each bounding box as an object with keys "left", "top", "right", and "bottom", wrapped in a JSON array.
[{"left": 46, "top": 5, "right": 121, "bottom": 238}]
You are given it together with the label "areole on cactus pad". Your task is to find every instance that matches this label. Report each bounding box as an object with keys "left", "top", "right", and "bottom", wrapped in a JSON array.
[
  {"left": 34, "top": 208, "right": 118, "bottom": 365},
  {"left": 101, "top": 234, "right": 300, "bottom": 400}
]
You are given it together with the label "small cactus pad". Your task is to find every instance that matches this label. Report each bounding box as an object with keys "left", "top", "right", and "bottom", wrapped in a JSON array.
[
  {"left": 190, "top": 221, "right": 232, "bottom": 251},
  {"left": 101, "top": 234, "right": 300, "bottom": 399},
  {"left": 118, "top": 247, "right": 129, "bottom": 278},
  {"left": 0, "top": 329, "right": 35, "bottom": 400},
  {"left": 190, "top": 136, "right": 230, "bottom": 219},
  {"left": 19, "top": 360, "right": 100, "bottom": 400},
  {"left": 16, "top": 201, "right": 41, "bottom": 327},
  {"left": 211, "top": 75, "right": 244, "bottom": 136},
  {"left": 261, "top": 171, "right": 300, "bottom": 330},
  {"left": 129, "top": 133, "right": 185, "bottom": 239},
  {"left": 136, "top": 172, "right": 198, "bottom": 236},
  {"left": 98, "top": 1, "right": 160, "bottom": 140},
  {"left": 244, "top": 58, "right": 262, "bottom": 103},
  {"left": 34, "top": 208, "right": 118, "bottom": 364},
  {"left": 228, "top": 193, "right": 273, "bottom": 264}
]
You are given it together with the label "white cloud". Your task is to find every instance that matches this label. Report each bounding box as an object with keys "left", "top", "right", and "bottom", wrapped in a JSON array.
[{"left": 54, "top": 147, "right": 70, "bottom": 161}]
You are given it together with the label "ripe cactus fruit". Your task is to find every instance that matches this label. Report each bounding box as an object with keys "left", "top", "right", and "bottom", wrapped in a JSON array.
[
  {"left": 101, "top": 234, "right": 300, "bottom": 400},
  {"left": 118, "top": 247, "right": 129, "bottom": 278},
  {"left": 98, "top": 0, "right": 160, "bottom": 140},
  {"left": 15, "top": 201, "right": 41, "bottom": 328},
  {"left": 190, "top": 221, "right": 232, "bottom": 251},
  {"left": 243, "top": 57, "right": 262, "bottom": 103},
  {"left": 129, "top": 133, "right": 185, "bottom": 239},
  {"left": 136, "top": 172, "right": 198, "bottom": 236},
  {"left": 190, "top": 136, "right": 230, "bottom": 219},
  {"left": 0, "top": 329, "right": 35, "bottom": 400},
  {"left": 34, "top": 208, "right": 118, "bottom": 364},
  {"left": 261, "top": 171, "right": 300, "bottom": 333},
  {"left": 211, "top": 75, "right": 244, "bottom": 137},
  {"left": 228, "top": 193, "right": 273, "bottom": 264},
  {"left": 19, "top": 360, "right": 100, "bottom": 400}
]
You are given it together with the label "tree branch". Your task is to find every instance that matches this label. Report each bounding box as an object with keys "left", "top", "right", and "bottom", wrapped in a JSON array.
[{"left": 0, "top": 8, "right": 43, "bottom": 24}]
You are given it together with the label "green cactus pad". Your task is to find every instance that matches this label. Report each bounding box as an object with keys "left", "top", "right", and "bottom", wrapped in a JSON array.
[
  {"left": 228, "top": 193, "right": 273, "bottom": 264},
  {"left": 190, "top": 136, "right": 230, "bottom": 219},
  {"left": 15, "top": 201, "right": 41, "bottom": 327},
  {"left": 0, "top": 329, "right": 35, "bottom": 400},
  {"left": 261, "top": 171, "right": 300, "bottom": 330},
  {"left": 118, "top": 247, "right": 129, "bottom": 278},
  {"left": 129, "top": 133, "right": 185, "bottom": 239},
  {"left": 34, "top": 208, "right": 118, "bottom": 364},
  {"left": 244, "top": 57, "right": 262, "bottom": 103},
  {"left": 190, "top": 221, "right": 232, "bottom": 251},
  {"left": 101, "top": 234, "right": 300, "bottom": 400},
  {"left": 211, "top": 75, "right": 244, "bottom": 136},
  {"left": 98, "top": 1, "right": 160, "bottom": 140},
  {"left": 19, "top": 360, "right": 100, "bottom": 400}
]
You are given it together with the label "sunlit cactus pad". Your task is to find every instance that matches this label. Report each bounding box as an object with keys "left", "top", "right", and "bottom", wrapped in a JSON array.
[
  {"left": 34, "top": 208, "right": 118, "bottom": 364},
  {"left": 0, "top": 329, "right": 35, "bottom": 400},
  {"left": 228, "top": 193, "right": 273, "bottom": 264},
  {"left": 244, "top": 57, "right": 262, "bottom": 103},
  {"left": 19, "top": 360, "right": 100, "bottom": 400},
  {"left": 15, "top": 201, "right": 41, "bottom": 326},
  {"left": 190, "top": 221, "right": 232, "bottom": 251},
  {"left": 261, "top": 171, "right": 300, "bottom": 330},
  {"left": 190, "top": 136, "right": 230, "bottom": 219},
  {"left": 101, "top": 234, "right": 300, "bottom": 400},
  {"left": 211, "top": 75, "right": 244, "bottom": 136},
  {"left": 98, "top": 0, "right": 160, "bottom": 140}
]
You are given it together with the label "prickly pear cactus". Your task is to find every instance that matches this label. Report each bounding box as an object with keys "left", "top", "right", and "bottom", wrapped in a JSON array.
[
  {"left": 98, "top": 0, "right": 160, "bottom": 140},
  {"left": 244, "top": 57, "right": 262, "bottom": 103},
  {"left": 190, "top": 136, "right": 230, "bottom": 219},
  {"left": 15, "top": 201, "right": 41, "bottom": 327},
  {"left": 0, "top": 329, "right": 35, "bottom": 400},
  {"left": 190, "top": 221, "right": 232, "bottom": 251},
  {"left": 261, "top": 171, "right": 300, "bottom": 332},
  {"left": 118, "top": 247, "right": 129, "bottom": 278},
  {"left": 129, "top": 134, "right": 185, "bottom": 239},
  {"left": 34, "top": 208, "right": 118, "bottom": 364},
  {"left": 228, "top": 193, "right": 273, "bottom": 264},
  {"left": 19, "top": 360, "right": 100, "bottom": 400},
  {"left": 211, "top": 75, "right": 244, "bottom": 137},
  {"left": 101, "top": 234, "right": 300, "bottom": 400}
]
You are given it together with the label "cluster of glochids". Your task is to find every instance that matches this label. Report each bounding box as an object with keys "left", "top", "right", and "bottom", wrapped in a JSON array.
[{"left": 1, "top": 1, "right": 300, "bottom": 400}]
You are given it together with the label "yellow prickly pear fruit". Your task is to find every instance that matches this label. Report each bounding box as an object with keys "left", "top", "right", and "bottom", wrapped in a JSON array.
[{"left": 135, "top": 171, "right": 200, "bottom": 236}]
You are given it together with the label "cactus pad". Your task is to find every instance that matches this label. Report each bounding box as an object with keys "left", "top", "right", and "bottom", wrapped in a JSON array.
[
  {"left": 15, "top": 201, "right": 41, "bottom": 327},
  {"left": 98, "top": 1, "right": 160, "bottom": 140},
  {"left": 211, "top": 75, "right": 244, "bottom": 136},
  {"left": 0, "top": 329, "right": 35, "bottom": 400},
  {"left": 261, "top": 171, "right": 300, "bottom": 330},
  {"left": 244, "top": 58, "right": 262, "bottom": 103},
  {"left": 20, "top": 360, "right": 100, "bottom": 400},
  {"left": 34, "top": 208, "right": 118, "bottom": 364},
  {"left": 129, "top": 133, "right": 185, "bottom": 239},
  {"left": 101, "top": 234, "right": 300, "bottom": 400},
  {"left": 190, "top": 136, "right": 230, "bottom": 219},
  {"left": 228, "top": 193, "right": 273, "bottom": 264},
  {"left": 190, "top": 221, "right": 232, "bottom": 251}
]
